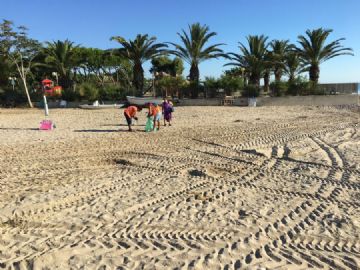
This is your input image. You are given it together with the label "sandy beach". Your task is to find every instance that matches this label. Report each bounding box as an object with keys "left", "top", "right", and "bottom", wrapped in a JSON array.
[{"left": 0, "top": 105, "right": 359, "bottom": 269}]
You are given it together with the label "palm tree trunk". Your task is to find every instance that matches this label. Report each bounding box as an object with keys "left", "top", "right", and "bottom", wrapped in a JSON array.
[
  {"left": 243, "top": 75, "right": 248, "bottom": 86},
  {"left": 264, "top": 70, "right": 270, "bottom": 92},
  {"left": 133, "top": 62, "right": 144, "bottom": 95},
  {"left": 309, "top": 64, "right": 320, "bottom": 83},
  {"left": 274, "top": 67, "right": 282, "bottom": 82},
  {"left": 189, "top": 62, "right": 200, "bottom": 98},
  {"left": 189, "top": 62, "right": 199, "bottom": 82},
  {"left": 249, "top": 73, "right": 260, "bottom": 86},
  {"left": 288, "top": 72, "right": 295, "bottom": 83},
  {"left": 59, "top": 77, "right": 71, "bottom": 90}
]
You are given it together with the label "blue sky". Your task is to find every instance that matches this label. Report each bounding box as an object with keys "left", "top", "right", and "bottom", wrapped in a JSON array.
[{"left": 1, "top": 0, "right": 359, "bottom": 83}]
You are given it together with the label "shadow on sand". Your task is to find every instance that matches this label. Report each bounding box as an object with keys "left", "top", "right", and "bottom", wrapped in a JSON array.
[
  {"left": 74, "top": 129, "right": 123, "bottom": 133},
  {"left": 0, "top": 127, "right": 39, "bottom": 131},
  {"left": 100, "top": 123, "right": 145, "bottom": 127},
  {"left": 74, "top": 129, "right": 146, "bottom": 133}
]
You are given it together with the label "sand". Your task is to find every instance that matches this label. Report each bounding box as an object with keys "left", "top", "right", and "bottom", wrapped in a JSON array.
[{"left": 0, "top": 105, "right": 359, "bottom": 269}]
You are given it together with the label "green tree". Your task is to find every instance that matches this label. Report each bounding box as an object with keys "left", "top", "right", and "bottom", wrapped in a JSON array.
[
  {"left": 43, "top": 39, "right": 80, "bottom": 89},
  {"left": 0, "top": 19, "right": 15, "bottom": 87},
  {"left": 0, "top": 20, "right": 41, "bottom": 107},
  {"left": 218, "top": 74, "right": 244, "bottom": 96},
  {"left": 203, "top": 76, "right": 219, "bottom": 98},
  {"left": 295, "top": 28, "right": 353, "bottom": 83},
  {"left": 79, "top": 82, "right": 99, "bottom": 102},
  {"left": 283, "top": 52, "right": 305, "bottom": 83},
  {"left": 226, "top": 35, "right": 269, "bottom": 86},
  {"left": 169, "top": 23, "right": 227, "bottom": 97},
  {"left": 157, "top": 76, "right": 186, "bottom": 97},
  {"left": 150, "top": 56, "right": 184, "bottom": 76},
  {"left": 73, "top": 47, "right": 132, "bottom": 89},
  {"left": 110, "top": 34, "right": 167, "bottom": 94},
  {"left": 269, "top": 39, "right": 291, "bottom": 82},
  {"left": 73, "top": 47, "right": 103, "bottom": 82}
]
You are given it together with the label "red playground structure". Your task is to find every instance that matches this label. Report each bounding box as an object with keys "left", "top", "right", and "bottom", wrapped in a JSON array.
[{"left": 41, "top": 78, "right": 62, "bottom": 97}]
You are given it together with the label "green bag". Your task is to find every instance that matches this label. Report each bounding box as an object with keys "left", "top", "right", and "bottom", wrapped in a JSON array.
[{"left": 145, "top": 117, "right": 154, "bottom": 132}]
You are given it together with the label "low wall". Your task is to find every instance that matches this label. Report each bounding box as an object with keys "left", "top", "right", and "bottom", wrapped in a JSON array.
[
  {"left": 233, "top": 98, "right": 248, "bottom": 106},
  {"left": 178, "top": 98, "right": 249, "bottom": 106},
  {"left": 256, "top": 95, "right": 358, "bottom": 106},
  {"left": 43, "top": 101, "right": 81, "bottom": 108},
  {"left": 178, "top": 98, "right": 221, "bottom": 106},
  {"left": 35, "top": 101, "right": 117, "bottom": 108},
  {"left": 36, "top": 95, "right": 359, "bottom": 108}
]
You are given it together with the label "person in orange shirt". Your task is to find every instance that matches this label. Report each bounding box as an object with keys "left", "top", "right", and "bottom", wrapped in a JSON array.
[
  {"left": 124, "top": 105, "right": 141, "bottom": 131},
  {"left": 148, "top": 103, "right": 161, "bottom": 131}
]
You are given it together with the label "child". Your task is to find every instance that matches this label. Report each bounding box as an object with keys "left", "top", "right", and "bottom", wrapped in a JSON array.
[
  {"left": 124, "top": 105, "right": 141, "bottom": 131},
  {"left": 148, "top": 103, "right": 161, "bottom": 131},
  {"left": 162, "top": 99, "right": 173, "bottom": 126}
]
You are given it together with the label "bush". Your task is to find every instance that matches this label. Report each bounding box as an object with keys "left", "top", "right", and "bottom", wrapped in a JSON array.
[
  {"left": 0, "top": 87, "right": 28, "bottom": 107},
  {"left": 287, "top": 76, "right": 311, "bottom": 96},
  {"left": 61, "top": 88, "right": 80, "bottom": 101},
  {"left": 99, "top": 84, "right": 120, "bottom": 101},
  {"left": 156, "top": 76, "right": 187, "bottom": 98},
  {"left": 243, "top": 84, "right": 260, "bottom": 97},
  {"left": 182, "top": 81, "right": 204, "bottom": 98},
  {"left": 270, "top": 81, "right": 288, "bottom": 96},
  {"left": 203, "top": 76, "right": 219, "bottom": 98},
  {"left": 99, "top": 84, "right": 134, "bottom": 101},
  {"left": 203, "top": 75, "right": 244, "bottom": 97},
  {"left": 218, "top": 75, "right": 244, "bottom": 96},
  {"left": 79, "top": 82, "right": 99, "bottom": 102}
]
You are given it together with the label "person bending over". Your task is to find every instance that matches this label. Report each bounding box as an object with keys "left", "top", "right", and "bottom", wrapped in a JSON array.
[{"left": 124, "top": 105, "right": 141, "bottom": 131}]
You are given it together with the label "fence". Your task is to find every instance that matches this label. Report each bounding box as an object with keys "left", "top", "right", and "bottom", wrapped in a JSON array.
[
  {"left": 256, "top": 94, "right": 358, "bottom": 106},
  {"left": 318, "top": 83, "right": 359, "bottom": 94},
  {"left": 178, "top": 95, "right": 358, "bottom": 107}
]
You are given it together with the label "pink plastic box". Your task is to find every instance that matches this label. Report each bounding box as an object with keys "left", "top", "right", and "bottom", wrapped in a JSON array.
[{"left": 39, "top": 120, "right": 53, "bottom": 130}]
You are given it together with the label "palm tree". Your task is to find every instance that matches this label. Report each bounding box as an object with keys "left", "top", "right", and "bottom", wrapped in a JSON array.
[
  {"left": 169, "top": 23, "right": 226, "bottom": 96},
  {"left": 283, "top": 52, "right": 305, "bottom": 82},
  {"left": 43, "top": 39, "right": 79, "bottom": 89},
  {"left": 295, "top": 28, "right": 353, "bottom": 83},
  {"left": 226, "top": 35, "right": 269, "bottom": 86},
  {"left": 263, "top": 56, "right": 271, "bottom": 92},
  {"left": 269, "top": 39, "right": 291, "bottom": 82},
  {"left": 110, "top": 34, "right": 167, "bottom": 93}
]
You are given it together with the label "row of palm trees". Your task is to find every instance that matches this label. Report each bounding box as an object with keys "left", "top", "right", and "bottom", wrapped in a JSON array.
[
  {"left": 110, "top": 23, "right": 353, "bottom": 96},
  {"left": 1, "top": 20, "right": 353, "bottom": 105}
]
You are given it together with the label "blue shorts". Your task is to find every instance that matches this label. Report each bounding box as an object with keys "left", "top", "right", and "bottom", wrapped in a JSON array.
[{"left": 154, "top": 112, "right": 161, "bottom": 121}]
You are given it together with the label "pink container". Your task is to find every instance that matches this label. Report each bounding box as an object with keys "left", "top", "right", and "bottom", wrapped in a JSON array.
[{"left": 39, "top": 120, "right": 53, "bottom": 130}]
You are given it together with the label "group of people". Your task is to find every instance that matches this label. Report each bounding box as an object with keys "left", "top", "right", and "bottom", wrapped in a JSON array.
[{"left": 123, "top": 99, "right": 174, "bottom": 132}]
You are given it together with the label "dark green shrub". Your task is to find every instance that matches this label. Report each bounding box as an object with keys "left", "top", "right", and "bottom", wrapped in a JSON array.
[
  {"left": 99, "top": 84, "right": 120, "bottom": 101},
  {"left": 219, "top": 75, "right": 244, "bottom": 96},
  {"left": 0, "top": 87, "right": 27, "bottom": 107},
  {"left": 183, "top": 81, "right": 204, "bottom": 98},
  {"left": 243, "top": 84, "right": 260, "bottom": 97},
  {"left": 62, "top": 88, "right": 80, "bottom": 101},
  {"left": 287, "top": 76, "right": 311, "bottom": 96},
  {"left": 99, "top": 84, "right": 133, "bottom": 101},
  {"left": 79, "top": 82, "right": 99, "bottom": 102},
  {"left": 308, "top": 82, "right": 326, "bottom": 95},
  {"left": 203, "top": 76, "right": 219, "bottom": 98},
  {"left": 270, "top": 81, "right": 288, "bottom": 96}
]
